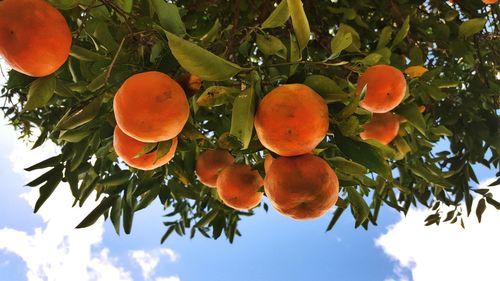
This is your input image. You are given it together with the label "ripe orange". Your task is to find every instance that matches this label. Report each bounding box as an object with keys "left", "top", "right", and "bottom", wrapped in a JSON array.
[
  {"left": 216, "top": 164, "right": 264, "bottom": 210},
  {"left": 114, "top": 71, "right": 189, "bottom": 143},
  {"left": 113, "top": 126, "right": 177, "bottom": 171},
  {"left": 195, "top": 149, "right": 234, "bottom": 188},
  {"left": 254, "top": 84, "right": 329, "bottom": 157},
  {"left": 0, "top": 0, "right": 72, "bottom": 77},
  {"left": 360, "top": 112, "right": 400, "bottom": 145},
  {"left": 356, "top": 65, "right": 407, "bottom": 113},
  {"left": 264, "top": 154, "right": 274, "bottom": 173},
  {"left": 482, "top": 0, "right": 497, "bottom": 4},
  {"left": 264, "top": 154, "right": 339, "bottom": 220}
]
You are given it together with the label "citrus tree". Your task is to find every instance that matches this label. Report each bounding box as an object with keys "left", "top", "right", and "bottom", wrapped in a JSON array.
[{"left": 0, "top": 0, "right": 499, "bottom": 243}]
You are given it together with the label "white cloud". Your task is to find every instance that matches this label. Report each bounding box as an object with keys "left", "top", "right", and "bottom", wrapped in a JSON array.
[
  {"left": 130, "top": 248, "right": 179, "bottom": 280},
  {"left": 155, "top": 276, "right": 181, "bottom": 281},
  {"left": 0, "top": 124, "right": 132, "bottom": 281},
  {"left": 376, "top": 178, "right": 500, "bottom": 281}
]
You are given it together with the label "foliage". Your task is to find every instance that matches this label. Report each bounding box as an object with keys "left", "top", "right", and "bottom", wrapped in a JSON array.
[{"left": 1, "top": 0, "right": 499, "bottom": 243}]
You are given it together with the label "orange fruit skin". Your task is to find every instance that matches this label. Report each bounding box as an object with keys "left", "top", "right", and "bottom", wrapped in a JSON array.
[
  {"left": 264, "top": 154, "right": 274, "bottom": 173},
  {"left": 360, "top": 112, "right": 400, "bottom": 145},
  {"left": 195, "top": 149, "right": 234, "bottom": 188},
  {"left": 216, "top": 164, "right": 264, "bottom": 210},
  {"left": 254, "top": 84, "right": 329, "bottom": 157},
  {"left": 0, "top": 0, "right": 72, "bottom": 77},
  {"left": 113, "top": 126, "right": 178, "bottom": 171},
  {"left": 265, "top": 154, "right": 339, "bottom": 220},
  {"left": 482, "top": 0, "right": 497, "bottom": 4},
  {"left": 113, "top": 71, "right": 189, "bottom": 143},
  {"left": 356, "top": 65, "right": 407, "bottom": 113}
]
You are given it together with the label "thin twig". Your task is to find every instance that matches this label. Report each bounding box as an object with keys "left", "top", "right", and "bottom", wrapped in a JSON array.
[{"left": 104, "top": 36, "right": 127, "bottom": 85}]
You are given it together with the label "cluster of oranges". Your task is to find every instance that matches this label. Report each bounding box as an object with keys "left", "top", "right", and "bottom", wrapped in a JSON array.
[
  {"left": 113, "top": 71, "right": 189, "bottom": 170},
  {"left": 1, "top": 0, "right": 418, "bottom": 220},
  {"left": 194, "top": 65, "right": 409, "bottom": 220}
]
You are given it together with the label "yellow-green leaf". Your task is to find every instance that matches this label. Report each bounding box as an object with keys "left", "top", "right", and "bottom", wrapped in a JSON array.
[
  {"left": 256, "top": 34, "right": 288, "bottom": 59},
  {"left": 230, "top": 87, "right": 255, "bottom": 149},
  {"left": 287, "top": 0, "right": 310, "bottom": 51},
  {"left": 165, "top": 32, "right": 244, "bottom": 81},
  {"left": 261, "top": 0, "right": 290, "bottom": 29},
  {"left": 24, "top": 75, "right": 56, "bottom": 111}
]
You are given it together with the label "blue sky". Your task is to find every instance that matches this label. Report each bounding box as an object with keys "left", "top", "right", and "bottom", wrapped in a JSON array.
[{"left": 0, "top": 64, "right": 499, "bottom": 281}]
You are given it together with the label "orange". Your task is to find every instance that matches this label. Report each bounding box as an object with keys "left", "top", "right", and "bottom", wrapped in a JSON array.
[
  {"left": 0, "top": 0, "right": 72, "bottom": 77},
  {"left": 113, "top": 126, "right": 177, "bottom": 171},
  {"left": 195, "top": 149, "right": 234, "bottom": 188},
  {"left": 356, "top": 65, "right": 407, "bottom": 113},
  {"left": 114, "top": 71, "right": 189, "bottom": 143},
  {"left": 482, "top": 0, "right": 497, "bottom": 4},
  {"left": 264, "top": 154, "right": 339, "bottom": 220},
  {"left": 254, "top": 84, "right": 329, "bottom": 156},
  {"left": 264, "top": 154, "right": 274, "bottom": 173},
  {"left": 216, "top": 164, "right": 264, "bottom": 210},
  {"left": 360, "top": 112, "right": 400, "bottom": 145}
]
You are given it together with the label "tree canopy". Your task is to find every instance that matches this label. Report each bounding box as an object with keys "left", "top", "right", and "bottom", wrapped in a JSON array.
[{"left": 1, "top": 0, "right": 499, "bottom": 243}]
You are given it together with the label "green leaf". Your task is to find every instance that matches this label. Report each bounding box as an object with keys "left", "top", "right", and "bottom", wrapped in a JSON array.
[
  {"left": 330, "top": 156, "right": 367, "bottom": 175},
  {"left": 262, "top": 0, "right": 290, "bottom": 29},
  {"left": 486, "top": 197, "right": 500, "bottom": 210},
  {"left": 165, "top": 31, "right": 244, "bottom": 81},
  {"left": 335, "top": 135, "right": 391, "bottom": 179},
  {"left": 151, "top": 0, "right": 186, "bottom": 35},
  {"left": 194, "top": 209, "right": 219, "bottom": 228},
  {"left": 377, "top": 26, "right": 393, "bottom": 50},
  {"left": 459, "top": 18, "right": 487, "bottom": 39},
  {"left": 256, "top": 34, "right": 288, "bottom": 59},
  {"left": 154, "top": 139, "right": 173, "bottom": 163},
  {"left": 136, "top": 184, "right": 162, "bottom": 211},
  {"left": 196, "top": 86, "right": 240, "bottom": 107},
  {"left": 337, "top": 24, "right": 360, "bottom": 52},
  {"left": 122, "top": 196, "right": 135, "bottom": 234},
  {"left": 359, "top": 53, "right": 382, "bottom": 66},
  {"left": 230, "top": 86, "right": 255, "bottom": 149},
  {"left": 110, "top": 197, "right": 122, "bottom": 235},
  {"left": 408, "top": 162, "right": 451, "bottom": 188},
  {"left": 133, "top": 142, "right": 158, "bottom": 159},
  {"left": 24, "top": 75, "right": 56, "bottom": 111},
  {"left": 201, "top": 19, "right": 222, "bottom": 43},
  {"left": 59, "top": 127, "right": 92, "bottom": 143},
  {"left": 303, "top": 75, "right": 348, "bottom": 102},
  {"left": 161, "top": 225, "right": 176, "bottom": 243},
  {"left": 396, "top": 103, "right": 426, "bottom": 135},
  {"left": 34, "top": 165, "right": 63, "bottom": 213},
  {"left": 326, "top": 207, "right": 345, "bottom": 232},
  {"left": 25, "top": 155, "right": 62, "bottom": 171},
  {"left": 347, "top": 187, "right": 370, "bottom": 225},
  {"left": 430, "top": 125, "right": 453, "bottom": 137},
  {"left": 391, "top": 16, "right": 410, "bottom": 48},
  {"left": 287, "top": 0, "right": 310, "bottom": 51},
  {"left": 69, "top": 45, "right": 110, "bottom": 62},
  {"left": 86, "top": 72, "right": 107, "bottom": 92},
  {"left": 55, "top": 97, "right": 102, "bottom": 130},
  {"left": 330, "top": 31, "right": 352, "bottom": 57},
  {"left": 48, "top": 0, "right": 79, "bottom": 10},
  {"left": 289, "top": 33, "right": 300, "bottom": 75},
  {"left": 100, "top": 171, "right": 131, "bottom": 187},
  {"left": 76, "top": 195, "right": 118, "bottom": 228},
  {"left": 476, "top": 198, "right": 486, "bottom": 223}
]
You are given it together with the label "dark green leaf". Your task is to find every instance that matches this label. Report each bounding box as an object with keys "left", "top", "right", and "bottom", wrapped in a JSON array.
[{"left": 76, "top": 195, "right": 119, "bottom": 228}]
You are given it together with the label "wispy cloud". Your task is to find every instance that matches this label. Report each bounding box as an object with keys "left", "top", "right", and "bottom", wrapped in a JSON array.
[
  {"left": 130, "top": 248, "right": 179, "bottom": 280},
  {"left": 376, "top": 178, "right": 500, "bottom": 281}
]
